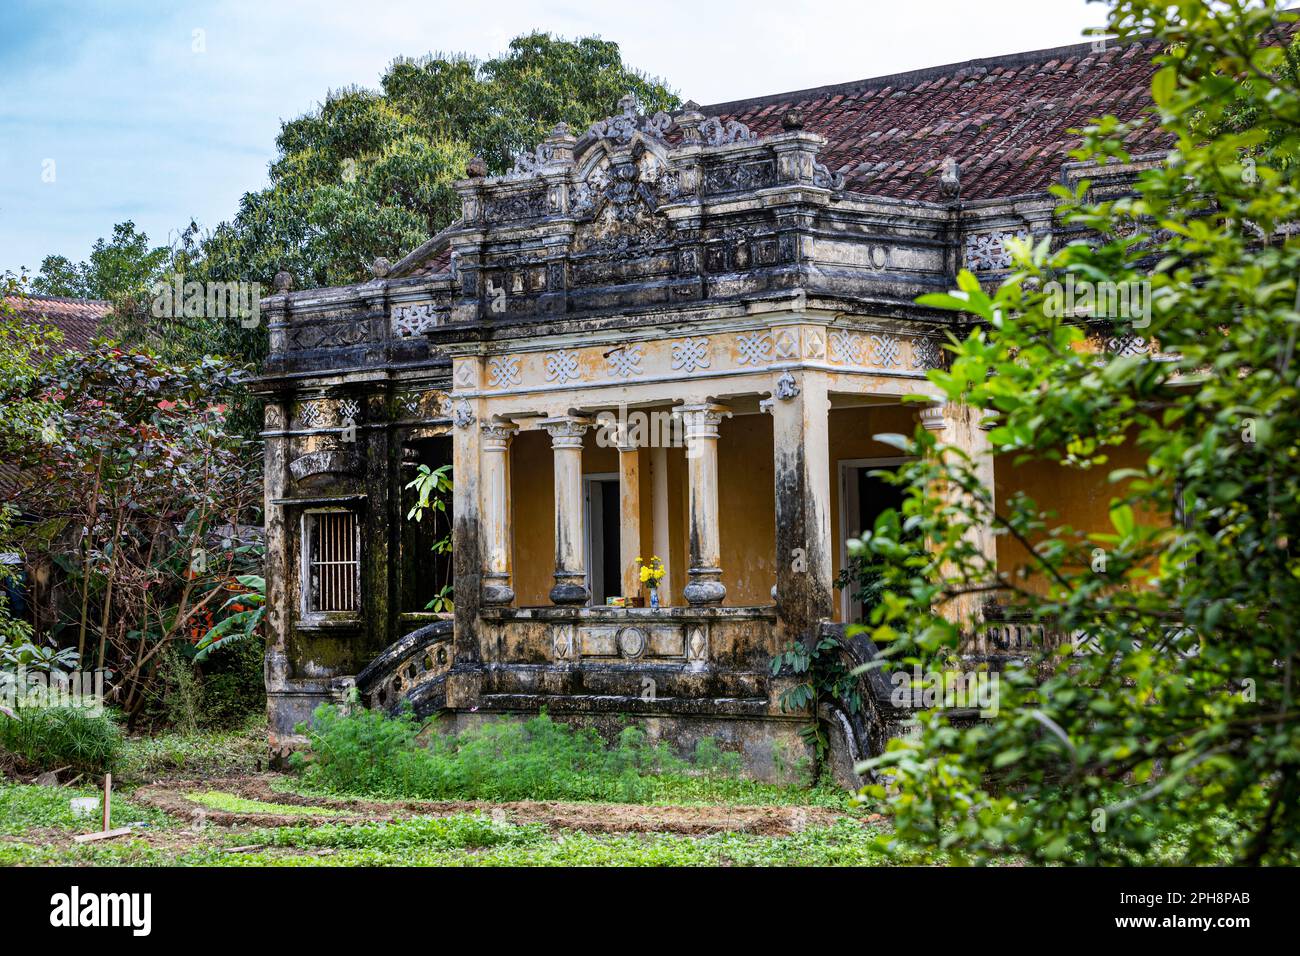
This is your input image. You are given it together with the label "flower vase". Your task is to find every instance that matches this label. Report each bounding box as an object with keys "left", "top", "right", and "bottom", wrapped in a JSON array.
[{"left": 648, "top": 587, "right": 660, "bottom": 609}]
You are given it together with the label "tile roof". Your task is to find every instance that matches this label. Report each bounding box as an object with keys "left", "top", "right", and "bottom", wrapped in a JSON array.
[
  {"left": 3, "top": 294, "right": 110, "bottom": 353},
  {"left": 704, "top": 38, "right": 1169, "bottom": 202},
  {"left": 399, "top": 38, "right": 1169, "bottom": 277}
]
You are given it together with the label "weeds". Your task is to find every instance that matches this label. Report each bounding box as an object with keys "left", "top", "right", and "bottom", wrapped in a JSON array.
[
  {"left": 0, "top": 706, "right": 123, "bottom": 775},
  {"left": 293, "top": 706, "right": 840, "bottom": 806}
]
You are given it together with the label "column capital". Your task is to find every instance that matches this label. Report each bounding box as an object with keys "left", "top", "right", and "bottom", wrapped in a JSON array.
[
  {"left": 674, "top": 403, "right": 730, "bottom": 437},
  {"left": 480, "top": 420, "right": 518, "bottom": 450},
  {"left": 541, "top": 416, "right": 593, "bottom": 448},
  {"left": 918, "top": 402, "right": 948, "bottom": 432}
]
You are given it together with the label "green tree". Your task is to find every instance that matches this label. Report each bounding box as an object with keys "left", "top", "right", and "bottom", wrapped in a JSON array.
[
  {"left": 853, "top": 0, "right": 1300, "bottom": 865},
  {"left": 30, "top": 221, "right": 169, "bottom": 304},
  {"left": 195, "top": 32, "right": 677, "bottom": 297}
]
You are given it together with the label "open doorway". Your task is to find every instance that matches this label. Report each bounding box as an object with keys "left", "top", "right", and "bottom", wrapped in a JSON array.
[
  {"left": 838, "top": 457, "right": 908, "bottom": 623},
  {"left": 583, "top": 473, "right": 621, "bottom": 605}
]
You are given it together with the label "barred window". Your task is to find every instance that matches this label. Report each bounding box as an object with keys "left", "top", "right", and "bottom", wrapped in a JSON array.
[{"left": 304, "top": 510, "right": 359, "bottom": 614}]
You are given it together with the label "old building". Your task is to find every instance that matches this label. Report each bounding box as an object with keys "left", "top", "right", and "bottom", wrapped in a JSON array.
[{"left": 255, "top": 38, "right": 1167, "bottom": 778}]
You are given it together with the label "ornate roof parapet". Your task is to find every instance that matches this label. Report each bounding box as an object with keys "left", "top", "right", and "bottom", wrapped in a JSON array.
[
  {"left": 585, "top": 94, "right": 674, "bottom": 145},
  {"left": 508, "top": 123, "right": 579, "bottom": 178}
]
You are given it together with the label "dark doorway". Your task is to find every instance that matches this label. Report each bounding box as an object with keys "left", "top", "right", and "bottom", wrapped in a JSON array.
[
  {"left": 399, "top": 436, "right": 454, "bottom": 617},
  {"left": 840, "top": 459, "right": 907, "bottom": 622},
  {"left": 584, "top": 476, "right": 621, "bottom": 604}
]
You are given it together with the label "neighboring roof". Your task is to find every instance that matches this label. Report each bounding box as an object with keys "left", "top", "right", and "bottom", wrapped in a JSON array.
[
  {"left": 704, "top": 37, "right": 1168, "bottom": 202},
  {"left": 3, "top": 294, "right": 111, "bottom": 353}
]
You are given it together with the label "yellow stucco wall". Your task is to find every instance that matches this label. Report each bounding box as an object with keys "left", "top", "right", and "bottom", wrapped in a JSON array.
[
  {"left": 509, "top": 429, "right": 555, "bottom": 606},
  {"left": 505, "top": 404, "right": 1156, "bottom": 613},
  {"left": 993, "top": 432, "right": 1154, "bottom": 594},
  {"left": 716, "top": 413, "right": 776, "bottom": 605}
]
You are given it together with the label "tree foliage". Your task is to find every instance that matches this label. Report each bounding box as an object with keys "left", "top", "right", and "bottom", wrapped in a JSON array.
[
  {"left": 0, "top": 342, "right": 261, "bottom": 720},
  {"left": 195, "top": 32, "right": 678, "bottom": 297},
  {"left": 852, "top": 0, "right": 1300, "bottom": 865}
]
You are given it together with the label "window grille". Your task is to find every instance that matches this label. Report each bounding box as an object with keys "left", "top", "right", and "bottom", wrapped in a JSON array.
[{"left": 304, "top": 511, "right": 359, "bottom": 613}]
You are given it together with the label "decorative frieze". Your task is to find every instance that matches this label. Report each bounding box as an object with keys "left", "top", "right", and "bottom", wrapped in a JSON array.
[
  {"left": 1105, "top": 333, "right": 1150, "bottom": 357},
  {"left": 869, "top": 333, "right": 904, "bottom": 368},
  {"left": 735, "top": 331, "right": 773, "bottom": 366},
  {"left": 290, "top": 321, "right": 367, "bottom": 350},
  {"left": 392, "top": 303, "right": 443, "bottom": 337},
  {"left": 606, "top": 344, "right": 645, "bottom": 378},
  {"left": 488, "top": 356, "right": 522, "bottom": 388},
  {"left": 543, "top": 349, "right": 582, "bottom": 385},
  {"left": 337, "top": 398, "right": 361, "bottom": 424},
  {"left": 671, "top": 337, "right": 711, "bottom": 374},
  {"left": 296, "top": 399, "right": 329, "bottom": 429},
  {"left": 829, "top": 330, "right": 863, "bottom": 364},
  {"left": 703, "top": 159, "right": 775, "bottom": 195},
  {"left": 965, "top": 230, "right": 1028, "bottom": 271},
  {"left": 911, "top": 336, "right": 942, "bottom": 370},
  {"left": 484, "top": 190, "right": 550, "bottom": 222}
]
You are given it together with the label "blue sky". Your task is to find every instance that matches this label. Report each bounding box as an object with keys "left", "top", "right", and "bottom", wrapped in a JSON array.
[{"left": 0, "top": 0, "right": 1102, "bottom": 277}]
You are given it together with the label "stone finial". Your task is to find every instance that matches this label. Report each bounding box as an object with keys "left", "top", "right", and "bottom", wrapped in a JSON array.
[
  {"left": 675, "top": 100, "right": 707, "bottom": 145},
  {"left": 273, "top": 270, "right": 293, "bottom": 293},
  {"left": 371, "top": 257, "right": 391, "bottom": 279},
  {"left": 781, "top": 109, "right": 805, "bottom": 130},
  {"left": 466, "top": 155, "right": 488, "bottom": 178},
  {"left": 939, "top": 156, "right": 961, "bottom": 200},
  {"left": 541, "top": 121, "right": 578, "bottom": 166}
]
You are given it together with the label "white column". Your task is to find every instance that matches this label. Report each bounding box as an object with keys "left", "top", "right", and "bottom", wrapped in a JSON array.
[
  {"left": 543, "top": 416, "right": 592, "bottom": 605},
  {"left": 479, "top": 421, "right": 517, "bottom": 606},
  {"left": 678, "top": 404, "right": 728, "bottom": 606},
  {"left": 771, "top": 372, "right": 833, "bottom": 646},
  {"left": 650, "top": 445, "right": 673, "bottom": 606},
  {"left": 617, "top": 439, "right": 642, "bottom": 602},
  {"left": 919, "top": 401, "right": 997, "bottom": 627}
]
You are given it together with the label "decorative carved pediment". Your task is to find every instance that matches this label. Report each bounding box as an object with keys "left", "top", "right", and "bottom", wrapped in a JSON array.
[{"left": 572, "top": 146, "right": 673, "bottom": 255}]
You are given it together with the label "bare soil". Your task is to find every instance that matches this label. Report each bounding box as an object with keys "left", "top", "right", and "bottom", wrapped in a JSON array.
[{"left": 131, "top": 774, "right": 880, "bottom": 836}]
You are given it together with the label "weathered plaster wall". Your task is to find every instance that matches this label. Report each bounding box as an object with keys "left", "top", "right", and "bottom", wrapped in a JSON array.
[
  {"left": 827, "top": 403, "right": 919, "bottom": 620},
  {"left": 717, "top": 412, "right": 776, "bottom": 605},
  {"left": 509, "top": 429, "right": 554, "bottom": 606},
  {"left": 994, "top": 433, "right": 1153, "bottom": 593}
]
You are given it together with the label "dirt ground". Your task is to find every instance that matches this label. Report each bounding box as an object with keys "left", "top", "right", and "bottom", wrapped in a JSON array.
[{"left": 131, "top": 774, "right": 877, "bottom": 836}]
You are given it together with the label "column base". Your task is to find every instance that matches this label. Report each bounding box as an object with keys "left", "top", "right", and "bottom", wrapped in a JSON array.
[
  {"left": 684, "top": 568, "right": 726, "bottom": 606},
  {"left": 549, "top": 574, "right": 591, "bottom": 606},
  {"left": 481, "top": 576, "right": 514, "bottom": 606}
]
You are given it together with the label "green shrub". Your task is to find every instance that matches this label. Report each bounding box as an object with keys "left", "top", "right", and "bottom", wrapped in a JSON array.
[
  {"left": 0, "top": 706, "right": 124, "bottom": 775},
  {"left": 295, "top": 706, "right": 766, "bottom": 804},
  {"left": 196, "top": 635, "right": 265, "bottom": 729},
  {"left": 144, "top": 636, "right": 266, "bottom": 732}
]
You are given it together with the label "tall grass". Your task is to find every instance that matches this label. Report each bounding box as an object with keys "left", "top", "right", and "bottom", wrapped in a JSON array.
[
  {"left": 0, "top": 706, "right": 123, "bottom": 775},
  {"left": 294, "top": 705, "right": 757, "bottom": 804}
]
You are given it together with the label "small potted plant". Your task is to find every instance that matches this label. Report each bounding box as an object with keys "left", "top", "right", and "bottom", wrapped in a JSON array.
[{"left": 636, "top": 556, "right": 666, "bottom": 609}]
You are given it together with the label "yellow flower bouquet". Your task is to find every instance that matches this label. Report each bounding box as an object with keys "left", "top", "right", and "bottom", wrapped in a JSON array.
[{"left": 635, "top": 556, "right": 665, "bottom": 607}]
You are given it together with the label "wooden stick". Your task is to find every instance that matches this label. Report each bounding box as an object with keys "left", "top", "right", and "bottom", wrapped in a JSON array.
[
  {"left": 102, "top": 773, "right": 112, "bottom": 832},
  {"left": 74, "top": 827, "right": 132, "bottom": 844}
]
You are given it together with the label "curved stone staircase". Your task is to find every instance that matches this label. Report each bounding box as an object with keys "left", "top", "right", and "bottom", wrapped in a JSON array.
[{"left": 353, "top": 620, "right": 454, "bottom": 717}]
